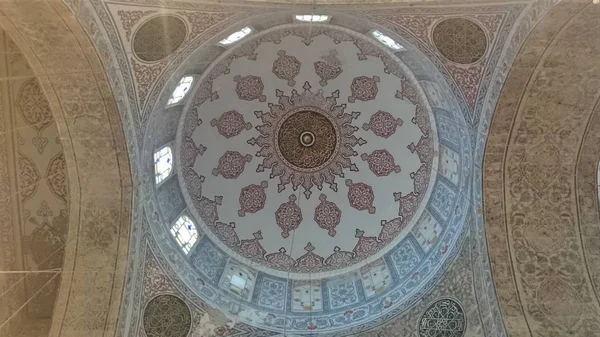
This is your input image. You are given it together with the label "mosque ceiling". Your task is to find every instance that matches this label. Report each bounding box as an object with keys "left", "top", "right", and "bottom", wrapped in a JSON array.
[{"left": 3, "top": 0, "right": 599, "bottom": 337}]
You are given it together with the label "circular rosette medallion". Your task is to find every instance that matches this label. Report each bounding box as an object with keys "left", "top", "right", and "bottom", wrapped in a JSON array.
[{"left": 276, "top": 108, "right": 338, "bottom": 171}]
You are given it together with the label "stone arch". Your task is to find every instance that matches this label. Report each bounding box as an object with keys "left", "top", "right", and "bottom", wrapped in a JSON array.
[{"left": 0, "top": 1, "right": 132, "bottom": 335}]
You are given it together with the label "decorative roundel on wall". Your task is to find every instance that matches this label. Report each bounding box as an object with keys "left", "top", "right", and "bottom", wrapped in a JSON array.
[
  {"left": 418, "top": 298, "right": 466, "bottom": 337},
  {"left": 143, "top": 295, "right": 192, "bottom": 337},
  {"left": 432, "top": 18, "right": 487, "bottom": 64},
  {"left": 133, "top": 15, "right": 187, "bottom": 62}
]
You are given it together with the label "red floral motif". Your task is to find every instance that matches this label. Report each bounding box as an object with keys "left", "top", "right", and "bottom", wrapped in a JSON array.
[
  {"left": 210, "top": 110, "right": 252, "bottom": 139},
  {"left": 234, "top": 75, "right": 266, "bottom": 102},
  {"left": 397, "top": 78, "right": 419, "bottom": 105},
  {"left": 296, "top": 243, "right": 324, "bottom": 273},
  {"left": 211, "top": 221, "right": 240, "bottom": 246},
  {"left": 412, "top": 105, "right": 430, "bottom": 137},
  {"left": 412, "top": 163, "right": 429, "bottom": 194},
  {"left": 348, "top": 76, "right": 379, "bottom": 103},
  {"left": 353, "top": 229, "right": 381, "bottom": 259},
  {"left": 194, "top": 195, "right": 222, "bottom": 225},
  {"left": 314, "top": 50, "right": 343, "bottom": 86},
  {"left": 324, "top": 246, "right": 353, "bottom": 269},
  {"left": 408, "top": 135, "right": 433, "bottom": 165},
  {"left": 272, "top": 50, "right": 301, "bottom": 86},
  {"left": 345, "top": 179, "right": 376, "bottom": 214},
  {"left": 265, "top": 247, "right": 295, "bottom": 269},
  {"left": 239, "top": 231, "right": 267, "bottom": 262},
  {"left": 394, "top": 191, "right": 419, "bottom": 222},
  {"left": 275, "top": 195, "right": 303, "bottom": 238},
  {"left": 361, "top": 150, "right": 401, "bottom": 177},
  {"left": 184, "top": 169, "right": 205, "bottom": 199},
  {"left": 313, "top": 194, "right": 341, "bottom": 237},
  {"left": 378, "top": 218, "right": 409, "bottom": 243},
  {"left": 181, "top": 137, "right": 206, "bottom": 170},
  {"left": 212, "top": 151, "right": 252, "bottom": 179},
  {"left": 238, "top": 181, "right": 268, "bottom": 216},
  {"left": 446, "top": 64, "right": 483, "bottom": 111},
  {"left": 362, "top": 110, "right": 403, "bottom": 138}
]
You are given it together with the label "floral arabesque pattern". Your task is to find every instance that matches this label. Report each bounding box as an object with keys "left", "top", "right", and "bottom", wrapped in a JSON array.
[
  {"left": 361, "top": 150, "right": 401, "bottom": 177},
  {"left": 275, "top": 194, "right": 302, "bottom": 238},
  {"left": 272, "top": 50, "right": 301, "bottom": 86},
  {"left": 210, "top": 110, "right": 252, "bottom": 139},
  {"left": 234, "top": 75, "right": 266, "bottom": 102},
  {"left": 313, "top": 194, "right": 341, "bottom": 237},
  {"left": 238, "top": 181, "right": 268, "bottom": 216},
  {"left": 212, "top": 151, "right": 252, "bottom": 179},
  {"left": 348, "top": 76, "right": 379, "bottom": 103},
  {"left": 314, "top": 50, "right": 343, "bottom": 86},
  {"left": 345, "top": 179, "right": 376, "bottom": 214},
  {"left": 362, "top": 110, "right": 403, "bottom": 139}
]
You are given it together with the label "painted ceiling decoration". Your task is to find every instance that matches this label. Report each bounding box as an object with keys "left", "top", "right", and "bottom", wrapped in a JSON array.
[
  {"left": 39, "top": 0, "right": 587, "bottom": 336},
  {"left": 141, "top": 19, "right": 473, "bottom": 334}
]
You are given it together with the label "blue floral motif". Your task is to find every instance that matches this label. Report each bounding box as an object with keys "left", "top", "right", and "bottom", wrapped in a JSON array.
[
  {"left": 389, "top": 239, "right": 420, "bottom": 279},
  {"left": 190, "top": 238, "right": 226, "bottom": 284},
  {"left": 428, "top": 178, "right": 457, "bottom": 222},
  {"left": 328, "top": 280, "right": 359, "bottom": 309},
  {"left": 257, "top": 278, "right": 286, "bottom": 310}
]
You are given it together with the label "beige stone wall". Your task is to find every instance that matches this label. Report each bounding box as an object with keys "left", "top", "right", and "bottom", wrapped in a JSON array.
[
  {"left": 483, "top": 1, "right": 600, "bottom": 336},
  {"left": 0, "top": 0, "right": 131, "bottom": 336}
]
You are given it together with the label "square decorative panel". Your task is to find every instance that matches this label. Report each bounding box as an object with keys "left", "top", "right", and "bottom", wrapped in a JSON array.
[
  {"left": 412, "top": 210, "right": 443, "bottom": 253},
  {"left": 326, "top": 277, "right": 360, "bottom": 310},
  {"left": 440, "top": 146, "right": 460, "bottom": 186},
  {"left": 291, "top": 280, "right": 322, "bottom": 312},
  {"left": 255, "top": 274, "right": 288, "bottom": 311},
  {"left": 360, "top": 258, "right": 392, "bottom": 298}
]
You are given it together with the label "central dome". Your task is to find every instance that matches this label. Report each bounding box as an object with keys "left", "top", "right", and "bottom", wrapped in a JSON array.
[
  {"left": 177, "top": 25, "right": 440, "bottom": 279},
  {"left": 166, "top": 20, "right": 472, "bottom": 335}
]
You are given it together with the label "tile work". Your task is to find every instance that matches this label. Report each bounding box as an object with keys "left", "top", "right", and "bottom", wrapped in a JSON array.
[
  {"left": 483, "top": 2, "right": 600, "bottom": 336},
  {"left": 0, "top": 0, "right": 132, "bottom": 336}
]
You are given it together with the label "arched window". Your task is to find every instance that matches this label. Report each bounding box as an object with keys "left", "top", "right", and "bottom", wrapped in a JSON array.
[
  {"left": 167, "top": 76, "right": 194, "bottom": 105},
  {"left": 219, "top": 27, "right": 252, "bottom": 45},
  {"left": 372, "top": 30, "right": 405, "bottom": 51},
  {"left": 154, "top": 146, "right": 173, "bottom": 184},
  {"left": 295, "top": 14, "right": 329, "bottom": 22},
  {"left": 170, "top": 215, "right": 198, "bottom": 254}
]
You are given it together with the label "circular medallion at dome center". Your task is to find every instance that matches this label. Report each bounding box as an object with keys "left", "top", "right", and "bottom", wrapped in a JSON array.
[{"left": 276, "top": 109, "right": 338, "bottom": 171}]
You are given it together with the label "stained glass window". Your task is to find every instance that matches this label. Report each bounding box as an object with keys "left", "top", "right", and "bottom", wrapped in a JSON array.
[
  {"left": 154, "top": 146, "right": 173, "bottom": 184},
  {"left": 372, "top": 30, "right": 405, "bottom": 51},
  {"left": 219, "top": 27, "right": 252, "bottom": 45},
  {"left": 295, "top": 15, "right": 329, "bottom": 22},
  {"left": 167, "top": 76, "right": 194, "bottom": 105},
  {"left": 170, "top": 216, "right": 198, "bottom": 254}
]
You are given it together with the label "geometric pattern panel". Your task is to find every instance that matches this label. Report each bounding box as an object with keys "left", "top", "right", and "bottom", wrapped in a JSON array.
[
  {"left": 418, "top": 298, "right": 466, "bottom": 337},
  {"left": 143, "top": 295, "right": 192, "bottom": 337}
]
